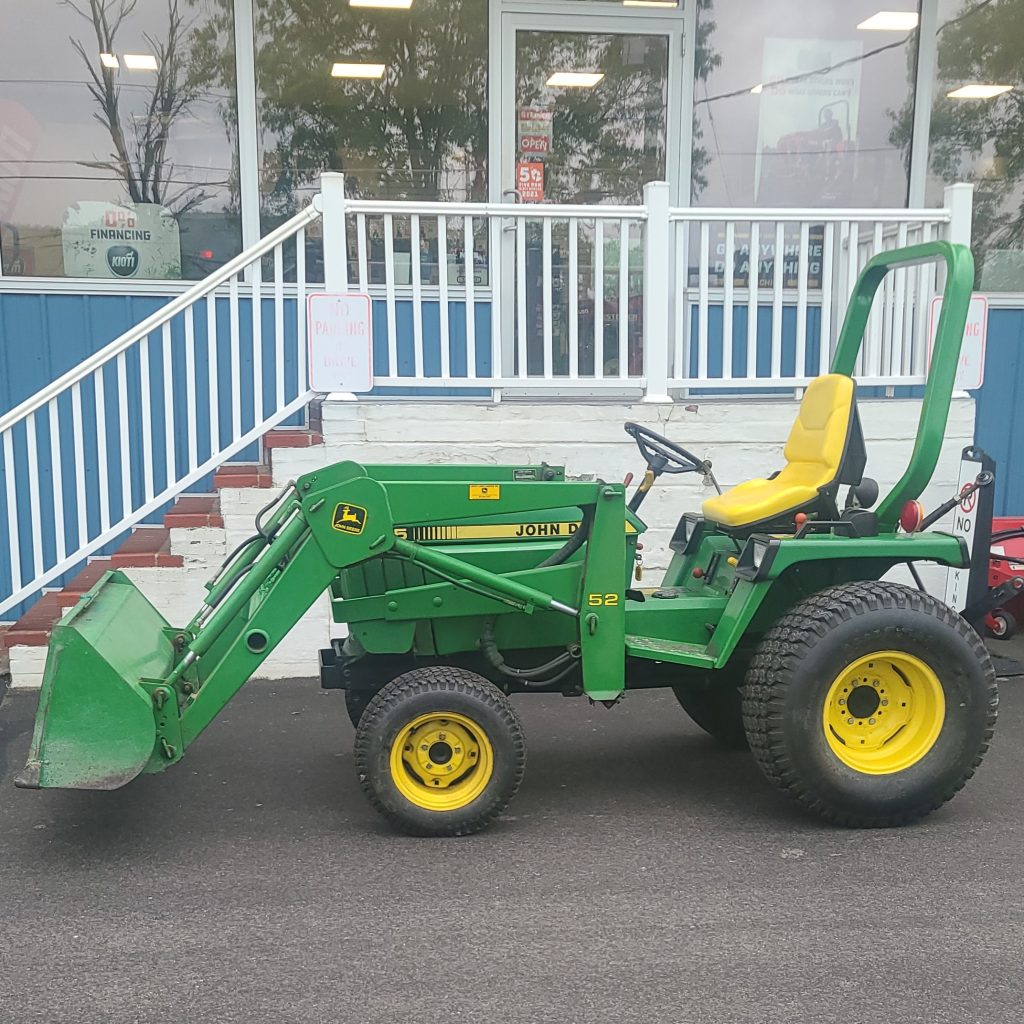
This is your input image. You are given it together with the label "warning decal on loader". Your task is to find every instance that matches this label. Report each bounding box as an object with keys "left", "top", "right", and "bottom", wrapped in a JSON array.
[
  {"left": 332, "top": 502, "right": 367, "bottom": 535},
  {"left": 469, "top": 484, "right": 501, "bottom": 500}
]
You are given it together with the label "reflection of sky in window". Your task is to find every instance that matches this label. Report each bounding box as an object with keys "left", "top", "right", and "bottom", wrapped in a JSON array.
[{"left": 692, "top": 0, "right": 916, "bottom": 207}]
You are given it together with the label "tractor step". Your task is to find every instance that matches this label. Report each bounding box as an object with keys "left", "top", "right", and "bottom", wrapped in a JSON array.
[{"left": 625, "top": 634, "right": 715, "bottom": 668}]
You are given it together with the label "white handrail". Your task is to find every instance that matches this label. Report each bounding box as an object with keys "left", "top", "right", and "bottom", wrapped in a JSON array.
[
  {"left": 0, "top": 204, "right": 320, "bottom": 435},
  {"left": 669, "top": 207, "right": 951, "bottom": 223},
  {"left": 334, "top": 197, "right": 648, "bottom": 219}
]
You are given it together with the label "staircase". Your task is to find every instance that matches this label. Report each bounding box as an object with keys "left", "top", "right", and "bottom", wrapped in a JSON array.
[
  {"left": 0, "top": 201, "right": 322, "bottom": 625},
  {"left": 2, "top": 424, "right": 327, "bottom": 689}
]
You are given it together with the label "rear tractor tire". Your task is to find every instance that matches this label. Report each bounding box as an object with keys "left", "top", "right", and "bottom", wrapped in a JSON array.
[
  {"left": 743, "top": 581, "right": 997, "bottom": 827},
  {"left": 354, "top": 666, "right": 525, "bottom": 837},
  {"left": 672, "top": 672, "right": 748, "bottom": 750},
  {"left": 345, "top": 687, "right": 376, "bottom": 728}
]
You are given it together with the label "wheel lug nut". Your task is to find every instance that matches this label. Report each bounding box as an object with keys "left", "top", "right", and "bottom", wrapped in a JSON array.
[
  {"left": 881, "top": 700, "right": 888, "bottom": 706},
  {"left": 869, "top": 718, "right": 876, "bottom": 725},
  {"left": 426, "top": 763, "right": 432, "bottom": 769},
  {"left": 454, "top": 747, "right": 462, "bottom": 754},
  {"left": 438, "top": 732, "right": 446, "bottom": 741},
  {"left": 838, "top": 699, "right": 845, "bottom": 706},
  {"left": 446, "top": 765, "right": 453, "bottom": 772},
  {"left": 420, "top": 744, "right": 428, "bottom": 751},
  {"left": 848, "top": 718, "right": 855, "bottom": 725}
]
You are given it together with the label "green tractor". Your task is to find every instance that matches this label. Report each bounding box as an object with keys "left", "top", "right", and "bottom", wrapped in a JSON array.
[{"left": 16, "top": 242, "right": 997, "bottom": 836}]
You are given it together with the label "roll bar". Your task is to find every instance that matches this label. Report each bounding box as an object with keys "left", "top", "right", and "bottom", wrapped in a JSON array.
[{"left": 830, "top": 241, "right": 975, "bottom": 529}]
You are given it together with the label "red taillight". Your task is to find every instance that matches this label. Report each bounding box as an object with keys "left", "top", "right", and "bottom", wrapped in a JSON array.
[
  {"left": 199, "top": 248, "right": 214, "bottom": 260},
  {"left": 900, "top": 499, "right": 925, "bottom": 533}
]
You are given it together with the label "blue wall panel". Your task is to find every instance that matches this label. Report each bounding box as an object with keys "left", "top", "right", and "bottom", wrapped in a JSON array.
[
  {"left": 687, "top": 303, "right": 823, "bottom": 395},
  {"left": 973, "top": 308, "right": 1024, "bottom": 517},
  {"left": 368, "top": 298, "right": 492, "bottom": 397}
]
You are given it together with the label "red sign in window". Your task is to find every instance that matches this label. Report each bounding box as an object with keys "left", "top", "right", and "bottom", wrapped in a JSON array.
[{"left": 516, "top": 161, "right": 544, "bottom": 203}]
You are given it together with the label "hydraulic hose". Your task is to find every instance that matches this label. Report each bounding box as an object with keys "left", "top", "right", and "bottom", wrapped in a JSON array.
[
  {"left": 480, "top": 617, "right": 578, "bottom": 684},
  {"left": 477, "top": 507, "right": 592, "bottom": 683},
  {"left": 537, "top": 508, "right": 593, "bottom": 567}
]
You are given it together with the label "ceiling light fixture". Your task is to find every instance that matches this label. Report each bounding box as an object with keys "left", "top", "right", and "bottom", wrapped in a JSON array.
[
  {"left": 545, "top": 71, "right": 604, "bottom": 88},
  {"left": 622, "top": 1, "right": 678, "bottom": 7},
  {"left": 99, "top": 52, "right": 119, "bottom": 69},
  {"left": 857, "top": 11, "right": 919, "bottom": 30},
  {"left": 750, "top": 83, "right": 764, "bottom": 94},
  {"left": 350, "top": 0, "right": 414, "bottom": 8},
  {"left": 331, "top": 62, "right": 386, "bottom": 79},
  {"left": 123, "top": 53, "right": 158, "bottom": 71},
  {"left": 947, "top": 83, "right": 1013, "bottom": 99}
]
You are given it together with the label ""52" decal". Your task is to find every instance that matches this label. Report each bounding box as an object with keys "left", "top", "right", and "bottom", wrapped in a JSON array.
[{"left": 586, "top": 593, "right": 619, "bottom": 606}]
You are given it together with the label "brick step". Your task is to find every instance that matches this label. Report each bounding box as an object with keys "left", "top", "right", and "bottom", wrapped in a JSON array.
[
  {"left": 214, "top": 464, "right": 274, "bottom": 489},
  {"left": 109, "top": 527, "right": 182, "bottom": 568},
  {"left": 263, "top": 429, "right": 324, "bottom": 449},
  {"left": 214, "top": 428, "right": 324, "bottom": 489},
  {"left": 164, "top": 494, "right": 224, "bottom": 528},
  {"left": 1, "top": 592, "right": 68, "bottom": 650}
]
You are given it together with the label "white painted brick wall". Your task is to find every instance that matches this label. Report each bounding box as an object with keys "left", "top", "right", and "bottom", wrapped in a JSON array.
[{"left": 8, "top": 395, "right": 976, "bottom": 689}]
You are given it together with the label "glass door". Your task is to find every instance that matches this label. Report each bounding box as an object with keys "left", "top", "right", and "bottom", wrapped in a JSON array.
[
  {"left": 500, "top": 17, "right": 682, "bottom": 205},
  {"left": 494, "top": 9, "right": 684, "bottom": 380}
]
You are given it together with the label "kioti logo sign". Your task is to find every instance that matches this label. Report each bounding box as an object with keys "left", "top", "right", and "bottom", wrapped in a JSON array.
[{"left": 106, "top": 245, "right": 140, "bottom": 277}]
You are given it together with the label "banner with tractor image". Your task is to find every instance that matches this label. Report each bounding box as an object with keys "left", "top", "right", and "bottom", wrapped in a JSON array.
[{"left": 61, "top": 201, "right": 181, "bottom": 279}]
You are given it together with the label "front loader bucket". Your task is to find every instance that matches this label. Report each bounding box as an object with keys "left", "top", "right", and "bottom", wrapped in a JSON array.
[{"left": 14, "top": 570, "right": 175, "bottom": 791}]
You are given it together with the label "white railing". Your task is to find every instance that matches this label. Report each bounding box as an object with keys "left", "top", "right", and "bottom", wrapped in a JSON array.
[
  {"left": 0, "top": 205, "right": 319, "bottom": 617},
  {"left": 669, "top": 206, "right": 953, "bottom": 390},
  {"left": 321, "top": 179, "right": 649, "bottom": 391},
  {"left": 318, "top": 175, "right": 971, "bottom": 400}
]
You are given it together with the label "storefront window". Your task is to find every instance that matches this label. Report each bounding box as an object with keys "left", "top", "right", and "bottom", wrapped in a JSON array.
[
  {"left": 923, "top": 0, "right": 1024, "bottom": 291},
  {"left": 0, "top": 1, "right": 241, "bottom": 280},
  {"left": 691, "top": 0, "right": 920, "bottom": 207},
  {"left": 253, "top": 0, "right": 488, "bottom": 281}
]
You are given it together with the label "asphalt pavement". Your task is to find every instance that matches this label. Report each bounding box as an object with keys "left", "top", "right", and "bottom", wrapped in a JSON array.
[{"left": 2, "top": 667, "right": 1024, "bottom": 1024}]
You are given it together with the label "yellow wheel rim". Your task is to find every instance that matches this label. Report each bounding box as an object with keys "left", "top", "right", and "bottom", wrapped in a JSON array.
[
  {"left": 822, "top": 651, "right": 945, "bottom": 775},
  {"left": 389, "top": 712, "right": 494, "bottom": 811}
]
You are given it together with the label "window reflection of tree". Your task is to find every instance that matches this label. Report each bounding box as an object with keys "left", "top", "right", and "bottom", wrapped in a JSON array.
[
  {"left": 65, "top": 0, "right": 231, "bottom": 216},
  {"left": 249, "top": 0, "right": 487, "bottom": 216},
  {"left": 892, "top": 0, "right": 1024, "bottom": 286}
]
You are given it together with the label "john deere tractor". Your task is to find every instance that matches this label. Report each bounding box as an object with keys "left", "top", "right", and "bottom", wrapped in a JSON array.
[{"left": 16, "top": 242, "right": 997, "bottom": 836}]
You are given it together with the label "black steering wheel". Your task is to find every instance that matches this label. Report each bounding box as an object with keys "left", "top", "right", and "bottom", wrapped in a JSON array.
[{"left": 624, "top": 422, "right": 707, "bottom": 476}]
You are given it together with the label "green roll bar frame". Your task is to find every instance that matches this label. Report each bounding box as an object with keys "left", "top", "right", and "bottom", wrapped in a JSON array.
[{"left": 831, "top": 240, "right": 974, "bottom": 528}]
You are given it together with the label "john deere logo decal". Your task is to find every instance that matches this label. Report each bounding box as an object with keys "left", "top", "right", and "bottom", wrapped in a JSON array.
[
  {"left": 106, "top": 245, "right": 140, "bottom": 277},
  {"left": 332, "top": 502, "right": 367, "bottom": 535}
]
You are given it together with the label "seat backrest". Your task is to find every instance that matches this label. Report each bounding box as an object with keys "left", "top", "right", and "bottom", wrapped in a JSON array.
[{"left": 782, "top": 373, "right": 855, "bottom": 476}]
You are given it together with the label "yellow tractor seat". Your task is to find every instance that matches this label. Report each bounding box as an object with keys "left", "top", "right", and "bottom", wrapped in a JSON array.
[{"left": 702, "top": 374, "right": 865, "bottom": 530}]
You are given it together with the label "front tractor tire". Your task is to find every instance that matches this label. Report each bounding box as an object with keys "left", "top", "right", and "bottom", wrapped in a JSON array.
[
  {"left": 743, "top": 582, "right": 997, "bottom": 827},
  {"left": 354, "top": 667, "right": 525, "bottom": 837}
]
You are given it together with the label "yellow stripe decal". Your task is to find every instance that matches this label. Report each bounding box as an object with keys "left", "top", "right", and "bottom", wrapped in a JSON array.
[{"left": 394, "top": 520, "right": 636, "bottom": 541}]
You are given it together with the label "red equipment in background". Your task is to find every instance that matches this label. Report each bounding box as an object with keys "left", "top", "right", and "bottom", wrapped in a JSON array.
[{"left": 988, "top": 518, "right": 1024, "bottom": 639}]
